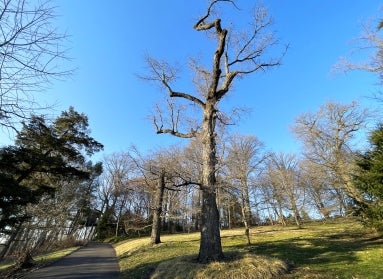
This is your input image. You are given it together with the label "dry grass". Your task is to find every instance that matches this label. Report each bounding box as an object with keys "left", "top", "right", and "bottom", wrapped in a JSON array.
[{"left": 151, "top": 253, "right": 287, "bottom": 279}]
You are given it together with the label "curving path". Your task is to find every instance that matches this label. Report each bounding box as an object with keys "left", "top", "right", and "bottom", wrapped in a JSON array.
[{"left": 23, "top": 242, "right": 120, "bottom": 279}]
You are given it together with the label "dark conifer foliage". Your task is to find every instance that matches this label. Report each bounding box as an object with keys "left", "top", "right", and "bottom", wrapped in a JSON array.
[
  {"left": 354, "top": 124, "right": 383, "bottom": 230},
  {"left": 0, "top": 107, "right": 103, "bottom": 234}
]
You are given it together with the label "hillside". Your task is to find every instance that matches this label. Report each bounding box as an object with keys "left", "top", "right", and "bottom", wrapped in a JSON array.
[{"left": 114, "top": 218, "right": 383, "bottom": 279}]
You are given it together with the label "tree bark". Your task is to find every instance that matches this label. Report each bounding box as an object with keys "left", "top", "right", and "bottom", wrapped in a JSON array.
[
  {"left": 151, "top": 171, "right": 165, "bottom": 244},
  {"left": 199, "top": 189, "right": 223, "bottom": 262},
  {"left": 241, "top": 192, "right": 251, "bottom": 245},
  {"left": 198, "top": 103, "right": 224, "bottom": 263}
]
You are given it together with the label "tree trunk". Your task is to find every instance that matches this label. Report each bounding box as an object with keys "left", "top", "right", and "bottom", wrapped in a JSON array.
[
  {"left": 277, "top": 203, "right": 286, "bottom": 226},
  {"left": 199, "top": 189, "right": 223, "bottom": 262},
  {"left": 198, "top": 104, "right": 224, "bottom": 263},
  {"left": 0, "top": 222, "right": 22, "bottom": 260},
  {"left": 267, "top": 207, "right": 274, "bottom": 225},
  {"left": 194, "top": 190, "right": 201, "bottom": 231},
  {"left": 291, "top": 200, "right": 302, "bottom": 228},
  {"left": 228, "top": 203, "right": 232, "bottom": 229},
  {"left": 287, "top": 192, "right": 302, "bottom": 228},
  {"left": 150, "top": 171, "right": 165, "bottom": 244},
  {"left": 241, "top": 194, "right": 251, "bottom": 245},
  {"left": 241, "top": 185, "right": 252, "bottom": 245}
]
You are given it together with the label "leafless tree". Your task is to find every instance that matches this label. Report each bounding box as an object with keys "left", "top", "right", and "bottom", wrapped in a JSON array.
[
  {"left": 0, "top": 0, "right": 71, "bottom": 130},
  {"left": 225, "top": 134, "right": 266, "bottom": 244},
  {"left": 141, "top": 0, "right": 285, "bottom": 262},
  {"left": 259, "top": 172, "right": 287, "bottom": 226},
  {"left": 334, "top": 13, "right": 383, "bottom": 82},
  {"left": 143, "top": 148, "right": 179, "bottom": 244},
  {"left": 265, "top": 152, "right": 303, "bottom": 227},
  {"left": 98, "top": 153, "right": 136, "bottom": 238},
  {"left": 300, "top": 159, "right": 341, "bottom": 218},
  {"left": 292, "top": 101, "right": 370, "bottom": 211},
  {"left": 129, "top": 145, "right": 196, "bottom": 244}
]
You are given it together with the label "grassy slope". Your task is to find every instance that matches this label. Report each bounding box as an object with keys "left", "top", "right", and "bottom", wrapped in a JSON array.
[
  {"left": 0, "top": 246, "right": 80, "bottom": 278},
  {"left": 114, "top": 218, "right": 383, "bottom": 279}
]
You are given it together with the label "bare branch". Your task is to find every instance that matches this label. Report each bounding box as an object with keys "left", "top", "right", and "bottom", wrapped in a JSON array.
[
  {"left": 193, "top": 0, "right": 237, "bottom": 31},
  {"left": 152, "top": 99, "right": 200, "bottom": 139},
  {"left": 0, "top": 0, "right": 72, "bottom": 130},
  {"left": 156, "top": 127, "right": 198, "bottom": 139},
  {"left": 140, "top": 55, "right": 206, "bottom": 109},
  {"left": 333, "top": 15, "right": 383, "bottom": 82}
]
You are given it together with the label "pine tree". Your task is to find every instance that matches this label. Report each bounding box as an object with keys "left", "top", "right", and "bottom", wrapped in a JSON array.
[
  {"left": 354, "top": 124, "right": 383, "bottom": 230},
  {"left": 0, "top": 107, "right": 103, "bottom": 235}
]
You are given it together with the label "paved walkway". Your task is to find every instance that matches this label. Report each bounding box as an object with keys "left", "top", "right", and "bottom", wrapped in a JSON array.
[{"left": 24, "top": 242, "right": 120, "bottom": 279}]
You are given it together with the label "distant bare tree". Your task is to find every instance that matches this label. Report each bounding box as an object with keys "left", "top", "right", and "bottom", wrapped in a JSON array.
[
  {"left": 98, "top": 153, "right": 135, "bottom": 239},
  {"left": 225, "top": 134, "right": 266, "bottom": 244},
  {"left": 292, "top": 101, "right": 370, "bottom": 212},
  {"left": 333, "top": 11, "right": 383, "bottom": 105},
  {"left": 334, "top": 14, "right": 383, "bottom": 80},
  {"left": 265, "top": 152, "right": 303, "bottom": 227},
  {"left": 141, "top": 0, "right": 285, "bottom": 262},
  {"left": 0, "top": 0, "right": 71, "bottom": 130},
  {"left": 300, "top": 159, "right": 340, "bottom": 218},
  {"left": 129, "top": 146, "right": 194, "bottom": 244}
]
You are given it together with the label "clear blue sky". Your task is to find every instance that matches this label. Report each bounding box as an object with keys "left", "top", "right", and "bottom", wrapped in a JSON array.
[{"left": 18, "top": 1, "right": 383, "bottom": 158}]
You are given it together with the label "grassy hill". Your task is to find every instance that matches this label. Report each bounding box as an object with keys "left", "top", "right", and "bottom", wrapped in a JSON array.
[{"left": 114, "top": 218, "right": 383, "bottom": 279}]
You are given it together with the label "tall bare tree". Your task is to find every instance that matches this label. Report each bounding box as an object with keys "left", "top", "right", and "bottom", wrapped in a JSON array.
[
  {"left": 292, "top": 101, "right": 370, "bottom": 211},
  {"left": 0, "top": 0, "right": 71, "bottom": 130},
  {"left": 142, "top": 0, "right": 285, "bottom": 262}
]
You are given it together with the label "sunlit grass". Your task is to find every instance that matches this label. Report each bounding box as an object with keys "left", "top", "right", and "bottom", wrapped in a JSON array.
[
  {"left": 0, "top": 262, "right": 12, "bottom": 271},
  {"left": 0, "top": 246, "right": 79, "bottom": 276},
  {"left": 115, "top": 219, "right": 383, "bottom": 279},
  {"left": 115, "top": 234, "right": 201, "bottom": 279},
  {"left": 34, "top": 246, "right": 80, "bottom": 263}
]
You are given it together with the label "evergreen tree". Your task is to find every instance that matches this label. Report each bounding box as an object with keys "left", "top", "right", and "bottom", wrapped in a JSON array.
[
  {"left": 0, "top": 107, "right": 103, "bottom": 235},
  {"left": 354, "top": 124, "right": 383, "bottom": 230}
]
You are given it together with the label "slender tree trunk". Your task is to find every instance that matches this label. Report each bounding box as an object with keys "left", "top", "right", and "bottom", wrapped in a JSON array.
[
  {"left": 267, "top": 207, "right": 274, "bottom": 225},
  {"left": 311, "top": 188, "right": 330, "bottom": 219},
  {"left": 198, "top": 104, "right": 224, "bottom": 263},
  {"left": 115, "top": 215, "right": 120, "bottom": 238},
  {"left": 228, "top": 203, "right": 232, "bottom": 229},
  {"left": 241, "top": 203, "right": 251, "bottom": 245},
  {"left": 334, "top": 187, "right": 346, "bottom": 216},
  {"left": 241, "top": 185, "right": 252, "bottom": 245},
  {"left": 290, "top": 196, "right": 302, "bottom": 228},
  {"left": 151, "top": 171, "right": 165, "bottom": 244},
  {"left": 0, "top": 222, "right": 23, "bottom": 260},
  {"left": 194, "top": 190, "right": 201, "bottom": 231},
  {"left": 277, "top": 203, "right": 286, "bottom": 226}
]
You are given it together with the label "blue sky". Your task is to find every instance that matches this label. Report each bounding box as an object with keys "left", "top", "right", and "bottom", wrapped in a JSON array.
[{"left": 8, "top": 1, "right": 383, "bottom": 159}]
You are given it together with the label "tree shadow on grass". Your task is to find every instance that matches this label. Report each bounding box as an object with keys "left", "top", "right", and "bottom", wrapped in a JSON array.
[
  {"left": 121, "top": 260, "right": 160, "bottom": 279},
  {"left": 233, "top": 230, "right": 383, "bottom": 278},
  {"left": 120, "top": 228, "right": 383, "bottom": 279}
]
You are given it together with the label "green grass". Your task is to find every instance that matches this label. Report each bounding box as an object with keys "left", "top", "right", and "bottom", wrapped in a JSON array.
[
  {"left": 33, "top": 246, "right": 80, "bottom": 263},
  {"left": 0, "top": 246, "right": 80, "bottom": 277},
  {"left": 114, "top": 218, "right": 383, "bottom": 279}
]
